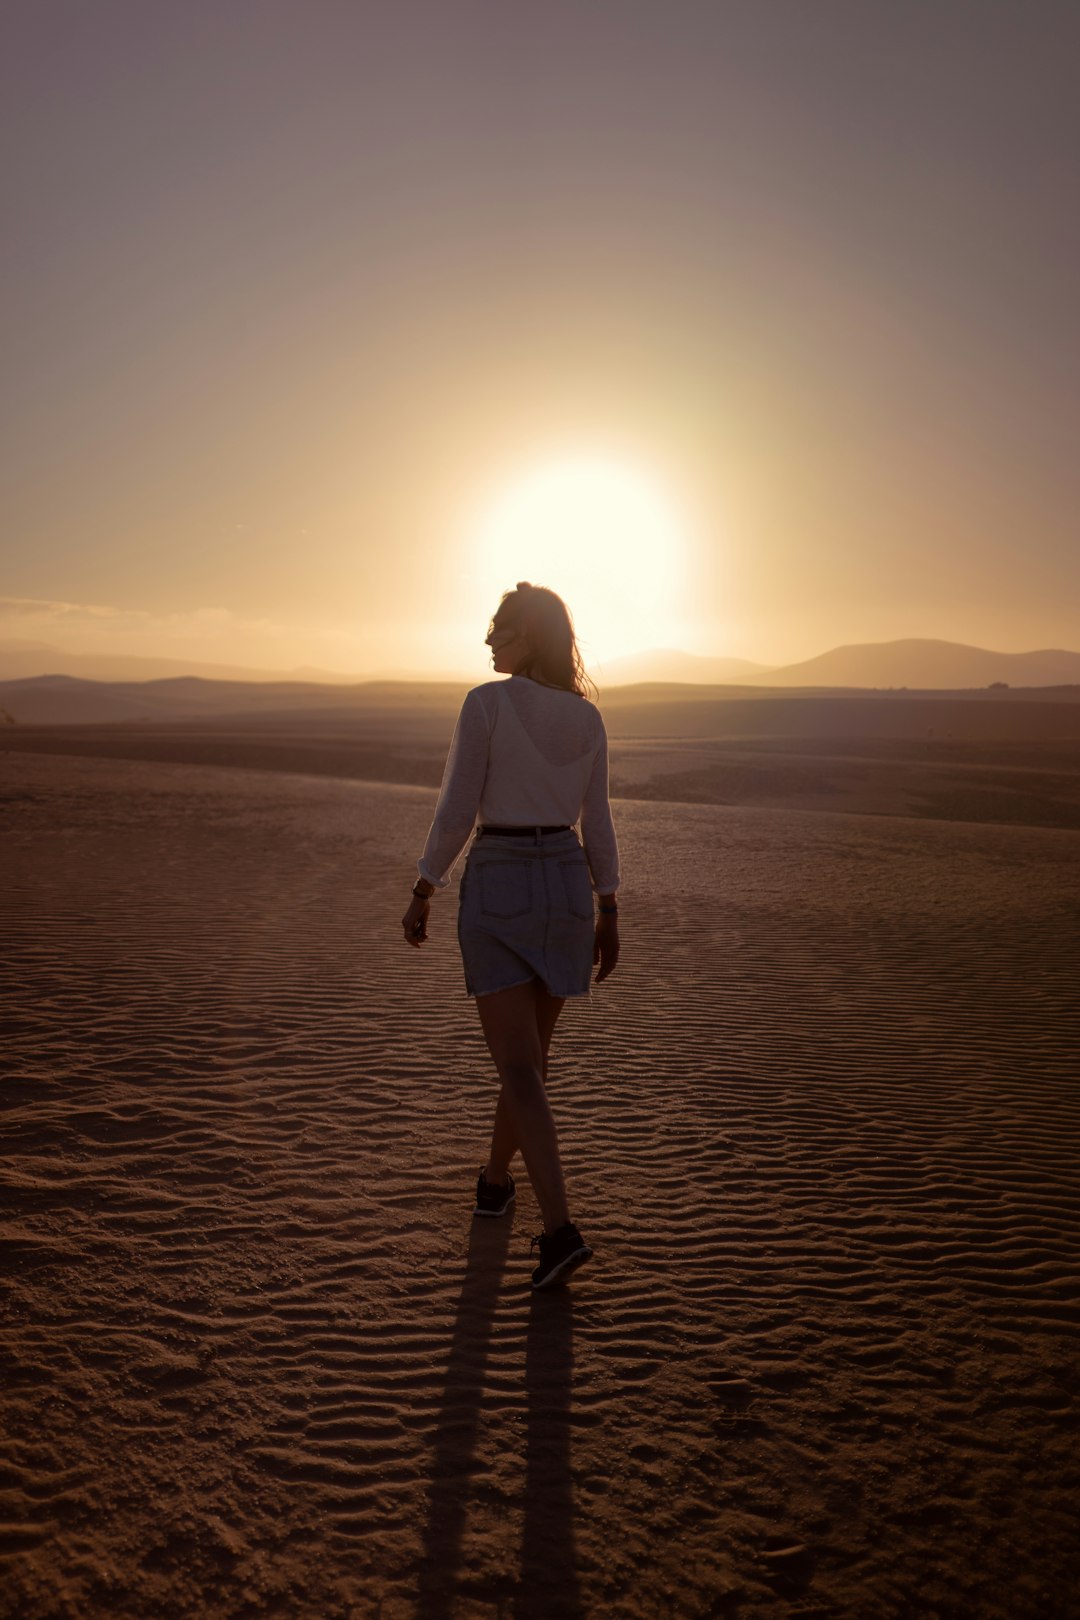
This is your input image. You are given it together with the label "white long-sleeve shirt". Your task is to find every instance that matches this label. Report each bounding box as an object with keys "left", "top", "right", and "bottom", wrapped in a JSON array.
[{"left": 417, "top": 675, "right": 620, "bottom": 894}]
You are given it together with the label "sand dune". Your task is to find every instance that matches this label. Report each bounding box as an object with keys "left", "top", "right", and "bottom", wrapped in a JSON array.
[
  {"left": 4, "top": 701, "right": 1080, "bottom": 833},
  {"left": 2, "top": 753, "right": 1079, "bottom": 1617}
]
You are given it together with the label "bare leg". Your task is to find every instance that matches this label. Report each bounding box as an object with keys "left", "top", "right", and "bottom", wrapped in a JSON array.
[
  {"left": 475, "top": 980, "right": 570, "bottom": 1233},
  {"left": 484, "top": 982, "right": 564, "bottom": 1185}
]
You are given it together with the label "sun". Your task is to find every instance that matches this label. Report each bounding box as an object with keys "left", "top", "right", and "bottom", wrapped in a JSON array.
[{"left": 468, "top": 454, "right": 690, "bottom": 666}]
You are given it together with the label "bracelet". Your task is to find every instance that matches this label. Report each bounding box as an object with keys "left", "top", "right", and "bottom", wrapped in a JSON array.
[
  {"left": 412, "top": 883, "right": 434, "bottom": 900},
  {"left": 598, "top": 903, "right": 619, "bottom": 915}
]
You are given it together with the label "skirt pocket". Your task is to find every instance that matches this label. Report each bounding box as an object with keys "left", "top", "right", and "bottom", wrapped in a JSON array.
[{"left": 476, "top": 858, "right": 533, "bottom": 920}]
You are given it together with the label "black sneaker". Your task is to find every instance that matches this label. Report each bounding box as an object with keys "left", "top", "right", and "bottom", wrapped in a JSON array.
[
  {"left": 474, "top": 1167, "right": 516, "bottom": 1218},
  {"left": 530, "top": 1222, "right": 593, "bottom": 1289}
]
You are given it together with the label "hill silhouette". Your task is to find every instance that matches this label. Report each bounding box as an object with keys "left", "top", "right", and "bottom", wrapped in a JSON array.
[
  {"left": 758, "top": 638, "right": 1080, "bottom": 689},
  {"left": 1, "top": 635, "right": 1078, "bottom": 696}
]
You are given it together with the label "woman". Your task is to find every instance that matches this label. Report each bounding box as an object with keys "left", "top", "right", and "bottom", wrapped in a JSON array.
[{"left": 401, "top": 582, "right": 620, "bottom": 1290}]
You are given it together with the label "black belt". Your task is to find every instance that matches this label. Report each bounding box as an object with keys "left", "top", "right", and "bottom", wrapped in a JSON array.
[{"left": 478, "top": 824, "right": 572, "bottom": 836}]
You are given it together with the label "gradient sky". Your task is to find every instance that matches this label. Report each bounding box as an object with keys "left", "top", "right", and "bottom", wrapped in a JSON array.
[{"left": 3, "top": 0, "right": 1078, "bottom": 678}]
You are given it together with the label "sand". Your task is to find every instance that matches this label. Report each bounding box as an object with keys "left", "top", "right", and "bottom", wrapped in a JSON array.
[
  {"left": 2, "top": 750, "right": 1079, "bottom": 1618},
  {"left": 5, "top": 707, "right": 1080, "bottom": 834}
]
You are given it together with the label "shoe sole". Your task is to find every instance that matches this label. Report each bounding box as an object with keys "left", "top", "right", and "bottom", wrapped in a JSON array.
[
  {"left": 531, "top": 1244, "right": 593, "bottom": 1290},
  {"left": 473, "top": 1189, "right": 516, "bottom": 1218}
]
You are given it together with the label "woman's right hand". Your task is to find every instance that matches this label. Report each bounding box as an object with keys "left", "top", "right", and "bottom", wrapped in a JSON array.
[
  {"left": 402, "top": 894, "right": 430, "bottom": 947},
  {"left": 593, "top": 914, "right": 620, "bottom": 983}
]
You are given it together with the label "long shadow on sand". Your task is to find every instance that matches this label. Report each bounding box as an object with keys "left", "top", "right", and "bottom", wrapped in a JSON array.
[
  {"left": 519, "top": 1284, "right": 582, "bottom": 1619},
  {"left": 415, "top": 1214, "right": 583, "bottom": 1618}
]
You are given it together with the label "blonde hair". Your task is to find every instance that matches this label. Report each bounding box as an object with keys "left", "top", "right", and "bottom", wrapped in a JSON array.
[{"left": 491, "top": 582, "right": 596, "bottom": 701}]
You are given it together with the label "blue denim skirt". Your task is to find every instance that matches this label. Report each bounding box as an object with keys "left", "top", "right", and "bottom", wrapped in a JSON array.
[{"left": 457, "top": 827, "right": 595, "bottom": 999}]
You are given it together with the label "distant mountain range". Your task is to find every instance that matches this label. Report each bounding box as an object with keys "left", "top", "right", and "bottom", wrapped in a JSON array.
[
  {"left": 754, "top": 639, "right": 1080, "bottom": 690},
  {"left": 0, "top": 638, "right": 1078, "bottom": 722},
  {"left": 0, "top": 638, "right": 388, "bottom": 685},
  {"left": 598, "top": 639, "right": 1080, "bottom": 689}
]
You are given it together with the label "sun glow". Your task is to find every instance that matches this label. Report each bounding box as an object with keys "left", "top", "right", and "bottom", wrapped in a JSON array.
[{"left": 467, "top": 455, "right": 692, "bottom": 668}]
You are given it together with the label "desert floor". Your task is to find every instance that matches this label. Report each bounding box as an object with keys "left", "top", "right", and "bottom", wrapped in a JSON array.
[{"left": 2, "top": 749, "right": 1079, "bottom": 1618}]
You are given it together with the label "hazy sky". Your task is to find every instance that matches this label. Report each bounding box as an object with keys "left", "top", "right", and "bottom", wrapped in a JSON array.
[{"left": 3, "top": 0, "right": 1078, "bottom": 678}]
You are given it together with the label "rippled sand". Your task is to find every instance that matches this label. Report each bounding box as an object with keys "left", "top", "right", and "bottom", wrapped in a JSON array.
[{"left": 3, "top": 753, "right": 1079, "bottom": 1618}]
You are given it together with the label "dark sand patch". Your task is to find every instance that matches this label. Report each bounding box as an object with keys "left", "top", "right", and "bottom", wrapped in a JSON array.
[{"left": 2, "top": 690, "right": 1080, "bottom": 829}]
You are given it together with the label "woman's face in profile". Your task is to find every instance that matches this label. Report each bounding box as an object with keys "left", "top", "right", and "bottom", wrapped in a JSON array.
[{"left": 486, "top": 617, "right": 527, "bottom": 674}]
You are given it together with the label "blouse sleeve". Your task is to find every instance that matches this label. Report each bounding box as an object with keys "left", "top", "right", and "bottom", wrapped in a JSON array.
[
  {"left": 580, "top": 712, "right": 620, "bottom": 894},
  {"left": 417, "top": 689, "right": 491, "bottom": 889}
]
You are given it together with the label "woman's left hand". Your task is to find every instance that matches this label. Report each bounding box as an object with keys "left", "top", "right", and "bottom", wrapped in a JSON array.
[
  {"left": 402, "top": 895, "right": 430, "bottom": 947},
  {"left": 593, "top": 912, "right": 620, "bottom": 982}
]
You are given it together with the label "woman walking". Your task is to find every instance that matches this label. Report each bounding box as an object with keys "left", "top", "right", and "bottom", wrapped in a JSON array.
[{"left": 401, "top": 582, "right": 620, "bottom": 1289}]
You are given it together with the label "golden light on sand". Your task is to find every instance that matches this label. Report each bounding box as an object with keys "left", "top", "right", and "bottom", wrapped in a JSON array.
[{"left": 469, "top": 455, "right": 690, "bottom": 665}]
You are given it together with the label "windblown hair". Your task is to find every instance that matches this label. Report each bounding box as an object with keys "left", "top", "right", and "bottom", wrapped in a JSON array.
[{"left": 492, "top": 582, "right": 597, "bottom": 701}]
